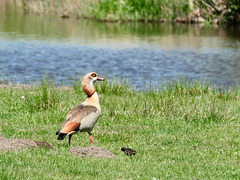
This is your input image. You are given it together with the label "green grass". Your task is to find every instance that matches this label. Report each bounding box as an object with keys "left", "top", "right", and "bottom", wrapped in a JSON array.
[{"left": 0, "top": 79, "right": 240, "bottom": 179}]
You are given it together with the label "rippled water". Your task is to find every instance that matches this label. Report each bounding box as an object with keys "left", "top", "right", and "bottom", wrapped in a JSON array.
[{"left": 0, "top": 2, "right": 240, "bottom": 89}]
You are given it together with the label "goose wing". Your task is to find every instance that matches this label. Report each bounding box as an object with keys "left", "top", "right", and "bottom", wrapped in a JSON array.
[{"left": 60, "top": 104, "right": 98, "bottom": 134}]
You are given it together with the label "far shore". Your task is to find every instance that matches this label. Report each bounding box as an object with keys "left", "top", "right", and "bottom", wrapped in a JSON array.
[{"left": 9, "top": 0, "right": 240, "bottom": 25}]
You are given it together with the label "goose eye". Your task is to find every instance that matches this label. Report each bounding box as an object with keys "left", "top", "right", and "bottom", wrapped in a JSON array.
[{"left": 91, "top": 73, "right": 97, "bottom": 77}]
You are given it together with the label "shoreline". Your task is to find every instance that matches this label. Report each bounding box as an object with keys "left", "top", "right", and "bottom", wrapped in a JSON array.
[
  {"left": 0, "top": 83, "right": 71, "bottom": 90},
  {"left": 1, "top": 80, "right": 239, "bottom": 93}
]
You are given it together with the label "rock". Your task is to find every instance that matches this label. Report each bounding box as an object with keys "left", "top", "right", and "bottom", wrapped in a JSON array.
[
  {"left": 212, "top": 18, "right": 219, "bottom": 24},
  {"left": 198, "top": 17, "right": 205, "bottom": 23}
]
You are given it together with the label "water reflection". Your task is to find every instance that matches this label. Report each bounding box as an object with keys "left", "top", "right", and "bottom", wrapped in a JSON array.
[{"left": 0, "top": 1, "right": 240, "bottom": 89}]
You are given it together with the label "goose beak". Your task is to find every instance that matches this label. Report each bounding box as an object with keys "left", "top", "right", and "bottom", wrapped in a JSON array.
[{"left": 97, "top": 76, "right": 104, "bottom": 81}]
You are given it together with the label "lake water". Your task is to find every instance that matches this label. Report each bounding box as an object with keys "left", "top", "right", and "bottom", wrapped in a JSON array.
[{"left": 0, "top": 2, "right": 240, "bottom": 90}]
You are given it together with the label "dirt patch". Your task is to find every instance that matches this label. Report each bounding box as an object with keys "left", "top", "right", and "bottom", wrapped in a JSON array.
[
  {"left": 0, "top": 83, "right": 71, "bottom": 90},
  {"left": 0, "top": 84, "right": 34, "bottom": 90},
  {"left": 34, "top": 141, "right": 55, "bottom": 149},
  {"left": 69, "top": 146, "right": 116, "bottom": 159},
  {"left": 0, "top": 134, "right": 54, "bottom": 152}
]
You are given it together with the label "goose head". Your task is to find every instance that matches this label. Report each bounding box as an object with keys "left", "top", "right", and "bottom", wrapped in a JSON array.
[{"left": 81, "top": 72, "right": 104, "bottom": 96}]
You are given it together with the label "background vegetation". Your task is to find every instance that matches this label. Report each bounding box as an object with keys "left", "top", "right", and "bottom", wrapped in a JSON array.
[
  {"left": 11, "top": 0, "right": 240, "bottom": 24},
  {"left": 0, "top": 80, "right": 240, "bottom": 179}
]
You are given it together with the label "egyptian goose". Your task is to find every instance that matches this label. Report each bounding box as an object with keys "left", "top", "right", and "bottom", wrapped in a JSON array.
[{"left": 56, "top": 72, "right": 104, "bottom": 145}]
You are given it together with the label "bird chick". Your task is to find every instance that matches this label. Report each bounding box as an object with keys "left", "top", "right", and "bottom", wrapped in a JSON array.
[{"left": 121, "top": 147, "right": 137, "bottom": 156}]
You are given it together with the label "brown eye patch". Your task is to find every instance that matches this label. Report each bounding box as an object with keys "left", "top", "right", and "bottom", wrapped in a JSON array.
[{"left": 91, "top": 73, "right": 97, "bottom": 77}]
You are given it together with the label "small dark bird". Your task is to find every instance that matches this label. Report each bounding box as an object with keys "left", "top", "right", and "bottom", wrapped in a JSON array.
[{"left": 121, "top": 147, "right": 137, "bottom": 156}]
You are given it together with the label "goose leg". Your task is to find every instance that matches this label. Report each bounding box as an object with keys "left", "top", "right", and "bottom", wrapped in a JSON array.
[
  {"left": 68, "top": 135, "right": 72, "bottom": 146},
  {"left": 88, "top": 133, "right": 94, "bottom": 145}
]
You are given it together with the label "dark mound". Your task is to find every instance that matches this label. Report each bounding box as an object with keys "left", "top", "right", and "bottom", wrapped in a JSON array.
[
  {"left": 0, "top": 134, "right": 54, "bottom": 152},
  {"left": 69, "top": 146, "right": 116, "bottom": 159},
  {"left": 34, "top": 141, "right": 55, "bottom": 149}
]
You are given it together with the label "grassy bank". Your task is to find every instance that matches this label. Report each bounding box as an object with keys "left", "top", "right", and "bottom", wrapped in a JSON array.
[
  {"left": 11, "top": 0, "right": 240, "bottom": 24},
  {"left": 0, "top": 80, "right": 240, "bottom": 179}
]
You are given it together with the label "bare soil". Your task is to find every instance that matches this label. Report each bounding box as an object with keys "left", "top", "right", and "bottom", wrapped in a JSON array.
[
  {"left": 69, "top": 146, "right": 116, "bottom": 159},
  {"left": 0, "top": 84, "right": 34, "bottom": 89},
  {"left": 0, "top": 134, "right": 54, "bottom": 152},
  {"left": 34, "top": 141, "right": 55, "bottom": 149},
  {"left": 0, "top": 83, "right": 71, "bottom": 90},
  {"left": 0, "top": 134, "right": 115, "bottom": 159}
]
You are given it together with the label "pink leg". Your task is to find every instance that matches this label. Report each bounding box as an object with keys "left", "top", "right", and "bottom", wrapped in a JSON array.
[{"left": 89, "top": 135, "right": 94, "bottom": 145}]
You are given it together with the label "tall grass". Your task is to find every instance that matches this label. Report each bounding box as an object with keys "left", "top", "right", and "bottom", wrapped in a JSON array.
[
  {"left": 0, "top": 79, "right": 240, "bottom": 179},
  {"left": 23, "top": 80, "right": 60, "bottom": 112},
  {"left": 11, "top": 0, "right": 99, "bottom": 18}
]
